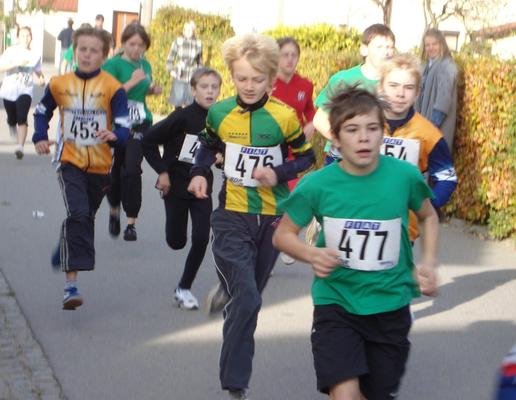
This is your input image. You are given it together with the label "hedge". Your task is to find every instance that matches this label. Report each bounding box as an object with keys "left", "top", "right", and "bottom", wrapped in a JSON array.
[
  {"left": 146, "top": 6, "right": 515, "bottom": 239},
  {"left": 146, "top": 6, "right": 234, "bottom": 115},
  {"left": 444, "top": 56, "right": 516, "bottom": 239}
]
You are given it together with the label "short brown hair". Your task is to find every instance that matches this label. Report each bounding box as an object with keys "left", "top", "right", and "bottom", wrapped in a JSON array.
[
  {"left": 190, "top": 67, "right": 222, "bottom": 88},
  {"left": 362, "top": 24, "right": 395, "bottom": 46},
  {"left": 72, "top": 24, "right": 111, "bottom": 58},
  {"left": 276, "top": 36, "right": 300, "bottom": 55},
  {"left": 327, "top": 86, "right": 385, "bottom": 137},
  {"left": 121, "top": 21, "right": 150, "bottom": 50}
]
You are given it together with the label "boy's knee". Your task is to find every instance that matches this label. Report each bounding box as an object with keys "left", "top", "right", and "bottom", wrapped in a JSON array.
[
  {"left": 166, "top": 235, "right": 186, "bottom": 250},
  {"left": 232, "top": 284, "right": 262, "bottom": 313}
]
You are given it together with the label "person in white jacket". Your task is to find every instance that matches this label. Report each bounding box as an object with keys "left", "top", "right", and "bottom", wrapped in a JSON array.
[{"left": 0, "top": 26, "right": 44, "bottom": 159}]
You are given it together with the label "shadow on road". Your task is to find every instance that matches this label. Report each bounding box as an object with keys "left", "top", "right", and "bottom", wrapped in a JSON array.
[{"left": 413, "top": 268, "right": 516, "bottom": 319}]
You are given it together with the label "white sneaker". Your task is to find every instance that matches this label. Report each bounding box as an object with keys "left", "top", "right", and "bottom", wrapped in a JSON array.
[
  {"left": 174, "top": 288, "right": 199, "bottom": 310},
  {"left": 280, "top": 252, "right": 295, "bottom": 265}
]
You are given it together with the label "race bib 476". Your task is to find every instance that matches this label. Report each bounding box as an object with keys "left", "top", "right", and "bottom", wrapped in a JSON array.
[{"left": 224, "top": 142, "right": 283, "bottom": 187}]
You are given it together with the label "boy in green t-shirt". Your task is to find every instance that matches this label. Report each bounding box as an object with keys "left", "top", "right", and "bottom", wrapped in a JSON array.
[
  {"left": 314, "top": 24, "right": 395, "bottom": 164},
  {"left": 273, "top": 87, "right": 438, "bottom": 399}
]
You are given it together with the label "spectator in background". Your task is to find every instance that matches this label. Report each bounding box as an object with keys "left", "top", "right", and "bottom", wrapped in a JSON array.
[
  {"left": 271, "top": 36, "right": 316, "bottom": 266},
  {"left": 166, "top": 21, "right": 202, "bottom": 108},
  {"left": 0, "top": 26, "right": 45, "bottom": 159},
  {"left": 415, "top": 28, "right": 458, "bottom": 153},
  {"left": 57, "top": 18, "right": 74, "bottom": 72},
  {"left": 95, "top": 14, "right": 115, "bottom": 56}
]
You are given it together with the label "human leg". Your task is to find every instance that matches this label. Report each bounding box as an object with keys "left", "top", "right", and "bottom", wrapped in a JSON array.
[
  {"left": 211, "top": 209, "right": 262, "bottom": 392},
  {"left": 359, "top": 306, "right": 412, "bottom": 400},
  {"left": 311, "top": 304, "right": 369, "bottom": 397},
  {"left": 107, "top": 146, "right": 124, "bottom": 237},
  {"left": 121, "top": 133, "right": 144, "bottom": 240},
  {"left": 57, "top": 164, "right": 108, "bottom": 309},
  {"left": 177, "top": 197, "right": 212, "bottom": 289}
]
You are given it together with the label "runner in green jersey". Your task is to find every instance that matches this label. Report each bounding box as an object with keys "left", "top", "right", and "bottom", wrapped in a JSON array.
[
  {"left": 273, "top": 87, "right": 438, "bottom": 400},
  {"left": 102, "top": 22, "right": 162, "bottom": 241}
]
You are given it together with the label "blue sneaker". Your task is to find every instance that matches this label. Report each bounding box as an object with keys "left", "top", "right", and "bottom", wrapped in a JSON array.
[
  {"left": 51, "top": 245, "right": 60, "bottom": 272},
  {"left": 62, "top": 287, "right": 83, "bottom": 310}
]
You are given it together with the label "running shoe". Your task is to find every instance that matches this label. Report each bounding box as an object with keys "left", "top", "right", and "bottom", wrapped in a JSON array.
[
  {"left": 229, "top": 389, "right": 250, "bottom": 399},
  {"left": 14, "top": 148, "right": 23, "bottom": 160},
  {"left": 62, "top": 286, "right": 83, "bottom": 310},
  {"left": 280, "top": 252, "right": 296, "bottom": 265},
  {"left": 109, "top": 209, "right": 121, "bottom": 238},
  {"left": 174, "top": 288, "right": 199, "bottom": 310},
  {"left": 204, "top": 282, "right": 229, "bottom": 316},
  {"left": 305, "top": 218, "right": 321, "bottom": 247},
  {"left": 123, "top": 224, "right": 137, "bottom": 241}
]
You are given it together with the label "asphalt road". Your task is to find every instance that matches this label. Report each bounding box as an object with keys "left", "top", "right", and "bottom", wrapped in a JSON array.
[{"left": 0, "top": 67, "right": 515, "bottom": 400}]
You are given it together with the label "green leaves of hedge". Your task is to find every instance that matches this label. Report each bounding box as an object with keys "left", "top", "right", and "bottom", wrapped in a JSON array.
[{"left": 445, "top": 56, "right": 516, "bottom": 239}]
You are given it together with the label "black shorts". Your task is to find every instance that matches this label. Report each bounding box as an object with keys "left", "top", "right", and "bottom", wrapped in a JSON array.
[
  {"left": 3, "top": 94, "right": 32, "bottom": 125},
  {"left": 311, "top": 304, "right": 412, "bottom": 399}
]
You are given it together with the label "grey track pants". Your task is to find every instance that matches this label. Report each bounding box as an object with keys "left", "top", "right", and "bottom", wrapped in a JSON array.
[{"left": 211, "top": 208, "right": 280, "bottom": 391}]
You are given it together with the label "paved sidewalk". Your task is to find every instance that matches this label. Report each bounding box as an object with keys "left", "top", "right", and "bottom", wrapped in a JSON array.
[{"left": 0, "top": 269, "right": 64, "bottom": 400}]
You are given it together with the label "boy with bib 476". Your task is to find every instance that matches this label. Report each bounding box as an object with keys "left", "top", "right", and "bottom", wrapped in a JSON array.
[{"left": 273, "top": 87, "right": 438, "bottom": 400}]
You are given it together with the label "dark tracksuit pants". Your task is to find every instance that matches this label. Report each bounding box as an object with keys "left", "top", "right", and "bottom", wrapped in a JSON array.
[
  {"left": 164, "top": 193, "right": 212, "bottom": 289},
  {"left": 107, "top": 122, "right": 149, "bottom": 218},
  {"left": 211, "top": 208, "right": 280, "bottom": 391},
  {"left": 57, "top": 163, "right": 110, "bottom": 271}
]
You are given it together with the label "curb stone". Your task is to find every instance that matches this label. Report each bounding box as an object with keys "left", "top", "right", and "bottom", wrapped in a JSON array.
[{"left": 0, "top": 269, "right": 64, "bottom": 400}]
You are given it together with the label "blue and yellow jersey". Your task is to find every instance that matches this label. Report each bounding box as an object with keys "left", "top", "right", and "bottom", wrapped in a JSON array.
[
  {"left": 385, "top": 109, "right": 457, "bottom": 240},
  {"left": 193, "top": 95, "right": 314, "bottom": 216},
  {"left": 33, "top": 69, "right": 129, "bottom": 175}
]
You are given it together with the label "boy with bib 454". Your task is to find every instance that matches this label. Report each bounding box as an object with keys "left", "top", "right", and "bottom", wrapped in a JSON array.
[
  {"left": 33, "top": 25, "right": 130, "bottom": 310},
  {"left": 273, "top": 87, "right": 438, "bottom": 400}
]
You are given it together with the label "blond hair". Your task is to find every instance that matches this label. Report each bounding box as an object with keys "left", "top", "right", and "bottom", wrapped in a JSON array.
[
  {"left": 222, "top": 34, "right": 279, "bottom": 81},
  {"left": 380, "top": 53, "right": 422, "bottom": 90},
  {"left": 422, "top": 29, "right": 452, "bottom": 60}
]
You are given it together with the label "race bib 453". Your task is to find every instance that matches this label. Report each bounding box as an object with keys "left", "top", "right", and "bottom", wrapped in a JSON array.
[{"left": 62, "top": 109, "right": 107, "bottom": 146}]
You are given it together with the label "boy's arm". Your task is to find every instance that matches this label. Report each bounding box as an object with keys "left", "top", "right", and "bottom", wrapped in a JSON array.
[
  {"left": 272, "top": 115, "right": 315, "bottom": 184},
  {"left": 414, "top": 198, "right": 439, "bottom": 296},
  {"left": 428, "top": 138, "right": 457, "bottom": 208},
  {"left": 33, "top": 83, "right": 58, "bottom": 154},
  {"left": 109, "top": 87, "right": 131, "bottom": 147},
  {"left": 142, "top": 111, "right": 184, "bottom": 175},
  {"left": 272, "top": 213, "right": 340, "bottom": 278},
  {"left": 313, "top": 108, "right": 332, "bottom": 139},
  {"left": 190, "top": 124, "right": 220, "bottom": 179}
]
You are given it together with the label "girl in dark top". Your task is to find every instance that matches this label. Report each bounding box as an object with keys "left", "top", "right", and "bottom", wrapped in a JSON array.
[{"left": 143, "top": 67, "right": 221, "bottom": 310}]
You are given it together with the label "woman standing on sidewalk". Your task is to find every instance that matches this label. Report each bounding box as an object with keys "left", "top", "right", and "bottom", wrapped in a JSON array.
[
  {"left": 103, "top": 21, "right": 162, "bottom": 241},
  {"left": 0, "top": 26, "right": 44, "bottom": 159}
]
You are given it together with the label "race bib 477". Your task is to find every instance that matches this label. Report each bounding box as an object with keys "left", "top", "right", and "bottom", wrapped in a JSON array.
[{"left": 323, "top": 217, "right": 401, "bottom": 271}]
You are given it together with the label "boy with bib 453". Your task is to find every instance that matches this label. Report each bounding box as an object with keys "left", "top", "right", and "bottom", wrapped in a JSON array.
[
  {"left": 273, "top": 87, "right": 438, "bottom": 400},
  {"left": 33, "top": 25, "right": 130, "bottom": 310}
]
